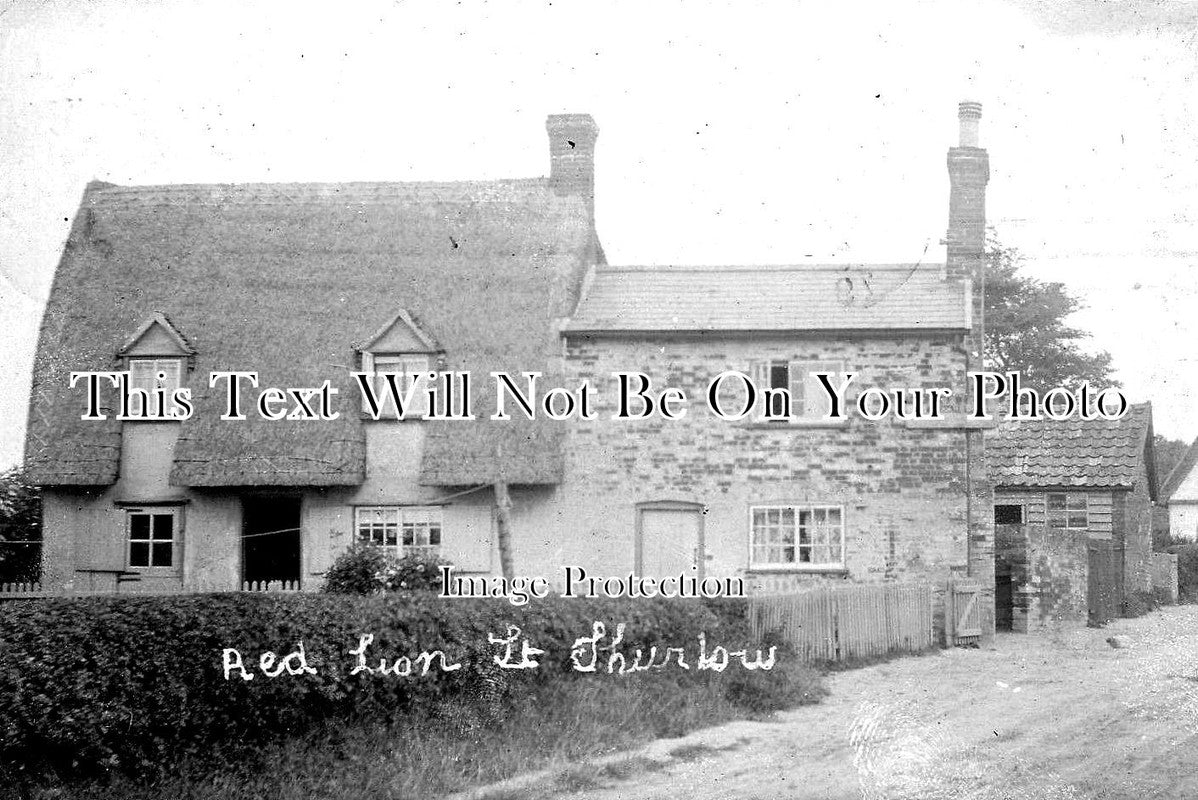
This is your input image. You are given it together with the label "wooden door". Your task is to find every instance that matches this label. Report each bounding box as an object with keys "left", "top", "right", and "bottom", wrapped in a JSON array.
[
  {"left": 637, "top": 506, "right": 703, "bottom": 578},
  {"left": 947, "top": 580, "right": 982, "bottom": 645}
]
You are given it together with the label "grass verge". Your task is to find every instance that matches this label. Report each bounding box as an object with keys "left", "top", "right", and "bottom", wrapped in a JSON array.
[{"left": 25, "top": 658, "right": 823, "bottom": 800}]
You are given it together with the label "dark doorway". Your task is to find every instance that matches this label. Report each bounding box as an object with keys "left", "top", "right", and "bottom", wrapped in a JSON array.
[
  {"left": 242, "top": 496, "right": 302, "bottom": 587},
  {"left": 995, "top": 572, "right": 1014, "bottom": 631},
  {"left": 994, "top": 504, "right": 1024, "bottom": 524}
]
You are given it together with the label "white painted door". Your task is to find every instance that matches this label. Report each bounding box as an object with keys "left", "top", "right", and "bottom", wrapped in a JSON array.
[{"left": 639, "top": 508, "right": 702, "bottom": 578}]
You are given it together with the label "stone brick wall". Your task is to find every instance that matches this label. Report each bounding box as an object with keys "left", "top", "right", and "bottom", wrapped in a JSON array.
[
  {"left": 1153, "top": 552, "right": 1179, "bottom": 604},
  {"left": 553, "top": 332, "right": 993, "bottom": 641},
  {"left": 1121, "top": 468, "right": 1155, "bottom": 594},
  {"left": 995, "top": 524, "right": 1088, "bottom": 632}
]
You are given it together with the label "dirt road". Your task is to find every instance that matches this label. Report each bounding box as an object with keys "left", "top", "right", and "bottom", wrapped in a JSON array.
[{"left": 533, "top": 606, "right": 1198, "bottom": 800}]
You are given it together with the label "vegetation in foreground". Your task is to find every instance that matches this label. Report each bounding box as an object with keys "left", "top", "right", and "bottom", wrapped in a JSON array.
[
  {"left": 0, "top": 587, "right": 823, "bottom": 800},
  {"left": 17, "top": 641, "right": 823, "bottom": 800}
]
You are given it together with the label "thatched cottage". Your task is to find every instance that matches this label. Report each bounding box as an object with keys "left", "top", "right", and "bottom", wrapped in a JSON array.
[{"left": 24, "top": 105, "right": 995, "bottom": 632}]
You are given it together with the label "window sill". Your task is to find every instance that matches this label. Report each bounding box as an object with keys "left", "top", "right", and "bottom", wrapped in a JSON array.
[
  {"left": 747, "top": 566, "right": 848, "bottom": 575},
  {"left": 740, "top": 420, "right": 847, "bottom": 430},
  {"left": 901, "top": 416, "right": 1000, "bottom": 430},
  {"left": 124, "top": 567, "right": 182, "bottom": 577}
]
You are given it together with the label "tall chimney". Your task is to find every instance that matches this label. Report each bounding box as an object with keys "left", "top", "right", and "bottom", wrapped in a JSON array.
[
  {"left": 546, "top": 113, "right": 599, "bottom": 218},
  {"left": 945, "top": 101, "right": 989, "bottom": 283}
]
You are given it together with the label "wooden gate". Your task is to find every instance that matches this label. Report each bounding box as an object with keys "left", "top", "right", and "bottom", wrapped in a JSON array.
[{"left": 947, "top": 580, "right": 982, "bottom": 646}]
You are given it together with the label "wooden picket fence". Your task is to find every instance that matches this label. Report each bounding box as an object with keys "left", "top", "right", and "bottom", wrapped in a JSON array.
[
  {"left": 0, "top": 581, "right": 45, "bottom": 599},
  {"left": 240, "top": 579, "right": 301, "bottom": 593},
  {"left": 747, "top": 583, "right": 934, "bottom": 662}
]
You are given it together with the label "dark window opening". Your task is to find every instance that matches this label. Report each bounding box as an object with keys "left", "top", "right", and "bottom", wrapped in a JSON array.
[
  {"left": 767, "top": 361, "right": 790, "bottom": 419},
  {"left": 994, "top": 504, "right": 1024, "bottom": 525}
]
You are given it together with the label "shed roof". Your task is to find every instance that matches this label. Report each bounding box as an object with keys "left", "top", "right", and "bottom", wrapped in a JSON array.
[
  {"left": 25, "top": 178, "right": 597, "bottom": 487},
  {"left": 563, "top": 264, "right": 969, "bottom": 334},
  {"left": 988, "top": 402, "right": 1157, "bottom": 496}
]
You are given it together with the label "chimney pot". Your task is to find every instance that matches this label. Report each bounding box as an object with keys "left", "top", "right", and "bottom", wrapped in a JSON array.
[{"left": 958, "top": 101, "right": 983, "bottom": 147}]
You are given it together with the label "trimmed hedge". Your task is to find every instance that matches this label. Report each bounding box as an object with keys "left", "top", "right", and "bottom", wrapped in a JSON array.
[{"left": 0, "top": 593, "right": 762, "bottom": 781}]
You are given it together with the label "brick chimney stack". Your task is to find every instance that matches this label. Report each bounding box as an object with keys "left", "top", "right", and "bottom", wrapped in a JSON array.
[
  {"left": 945, "top": 101, "right": 989, "bottom": 283},
  {"left": 546, "top": 113, "right": 599, "bottom": 219}
]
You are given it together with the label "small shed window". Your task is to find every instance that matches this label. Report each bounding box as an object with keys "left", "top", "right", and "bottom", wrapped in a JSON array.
[
  {"left": 994, "top": 504, "right": 1024, "bottom": 524},
  {"left": 1046, "top": 493, "right": 1088, "bottom": 530},
  {"left": 750, "top": 504, "right": 844, "bottom": 569}
]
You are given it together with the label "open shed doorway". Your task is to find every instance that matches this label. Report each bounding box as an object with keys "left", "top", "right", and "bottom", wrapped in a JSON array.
[{"left": 242, "top": 496, "right": 302, "bottom": 588}]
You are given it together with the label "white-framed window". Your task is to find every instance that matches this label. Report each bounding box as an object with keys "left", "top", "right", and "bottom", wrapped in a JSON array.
[
  {"left": 127, "top": 358, "right": 183, "bottom": 418},
  {"left": 360, "top": 353, "right": 431, "bottom": 417},
  {"left": 750, "top": 504, "right": 844, "bottom": 569},
  {"left": 1046, "top": 493, "right": 1088, "bottom": 530},
  {"left": 126, "top": 507, "right": 180, "bottom": 569},
  {"left": 750, "top": 360, "right": 844, "bottom": 422},
  {"left": 355, "top": 506, "right": 442, "bottom": 557}
]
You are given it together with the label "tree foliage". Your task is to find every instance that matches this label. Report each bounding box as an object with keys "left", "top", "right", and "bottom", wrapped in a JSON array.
[
  {"left": 0, "top": 467, "right": 41, "bottom": 583},
  {"left": 983, "top": 233, "right": 1116, "bottom": 390}
]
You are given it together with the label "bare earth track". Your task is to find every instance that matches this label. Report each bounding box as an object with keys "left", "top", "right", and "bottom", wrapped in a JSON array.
[{"left": 487, "top": 605, "right": 1198, "bottom": 800}]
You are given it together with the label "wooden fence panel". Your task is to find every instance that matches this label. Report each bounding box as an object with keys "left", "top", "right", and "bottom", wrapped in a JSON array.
[{"left": 748, "top": 583, "right": 934, "bottom": 662}]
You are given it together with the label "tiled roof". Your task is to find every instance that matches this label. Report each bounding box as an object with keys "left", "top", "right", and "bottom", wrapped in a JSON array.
[
  {"left": 563, "top": 264, "right": 969, "bottom": 333},
  {"left": 987, "top": 403, "right": 1155, "bottom": 491}
]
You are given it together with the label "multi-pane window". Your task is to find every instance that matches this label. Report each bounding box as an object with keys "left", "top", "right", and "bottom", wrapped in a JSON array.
[
  {"left": 750, "top": 504, "right": 844, "bottom": 568},
  {"left": 355, "top": 506, "right": 442, "bottom": 557},
  {"left": 1046, "top": 493, "right": 1088, "bottom": 530},
  {"left": 750, "top": 360, "right": 844, "bottom": 422},
  {"left": 127, "top": 509, "right": 178, "bottom": 568},
  {"left": 362, "top": 354, "right": 431, "bottom": 417},
  {"left": 127, "top": 358, "right": 183, "bottom": 417}
]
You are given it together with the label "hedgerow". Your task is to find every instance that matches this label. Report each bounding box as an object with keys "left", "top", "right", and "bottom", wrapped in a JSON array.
[{"left": 0, "top": 592, "right": 774, "bottom": 785}]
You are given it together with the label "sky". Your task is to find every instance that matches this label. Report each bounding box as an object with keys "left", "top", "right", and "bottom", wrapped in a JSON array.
[{"left": 0, "top": 0, "right": 1195, "bottom": 468}]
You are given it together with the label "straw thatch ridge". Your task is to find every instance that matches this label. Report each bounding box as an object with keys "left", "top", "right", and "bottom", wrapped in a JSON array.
[{"left": 25, "top": 178, "right": 598, "bottom": 487}]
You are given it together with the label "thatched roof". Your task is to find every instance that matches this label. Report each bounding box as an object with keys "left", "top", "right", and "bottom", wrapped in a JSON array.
[
  {"left": 988, "top": 402, "right": 1157, "bottom": 498},
  {"left": 1162, "top": 437, "right": 1198, "bottom": 504},
  {"left": 25, "top": 179, "right": 598, "bottom": 487}
]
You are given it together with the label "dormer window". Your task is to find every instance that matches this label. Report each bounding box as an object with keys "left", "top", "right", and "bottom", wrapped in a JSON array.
[
  {"left": 128, "top": 358, "right": 183, "bottom": 417},
  {"left": 360, "top": 352, "right": 432, "bottom": 417},
  {"left": 356, "top": 310, "right": 442, "bottom": 420},
  {"left": 117, "top": 313, "right": 195, "bottom": 421}
]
